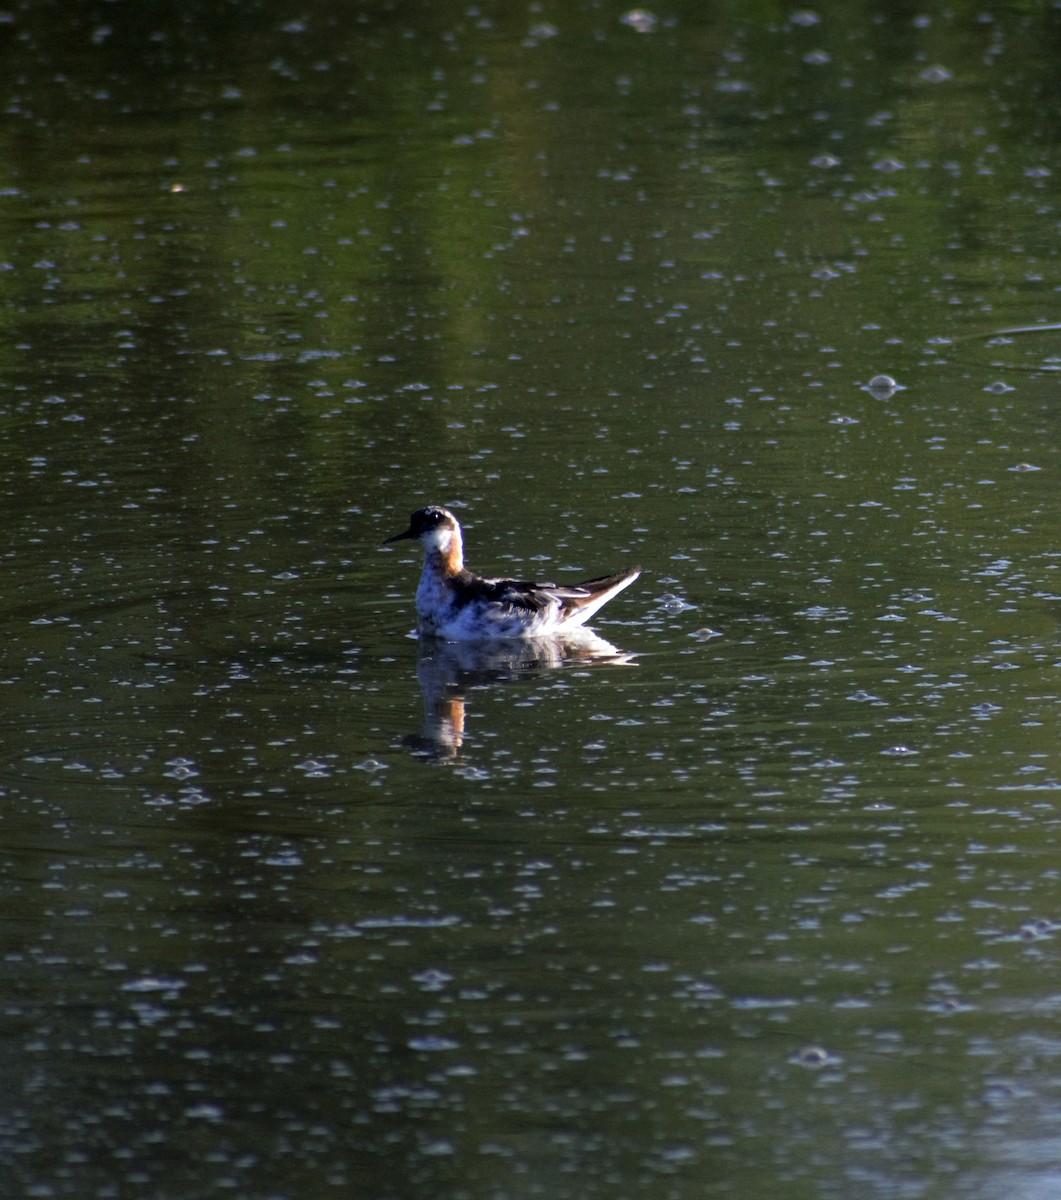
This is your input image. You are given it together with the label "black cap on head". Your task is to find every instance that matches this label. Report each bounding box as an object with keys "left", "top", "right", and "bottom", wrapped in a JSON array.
[{"left": 383, "top": 506, "right": 455, "bottom": 544}]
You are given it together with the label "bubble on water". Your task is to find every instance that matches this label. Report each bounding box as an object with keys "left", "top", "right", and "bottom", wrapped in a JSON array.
[
  {"left": 121, "top": 976, "right": 186, "bottom": 994},
  {"left": 164, "top": 758, "right": 199, "bottom": 780},
  {"left": 659, "top": 593, "right": 695, "bottom": 613},
  {"left": 865, "top": 373, "right": 898, "bottom": 396},
  {"left": 926, "top": 996, "right": 967, "bottom": 1014},
  {"left": 455, "top": 765, "right": 490, "bottom": 781},
  {"left": 985, "top": 380, "right": 1013, "bottom": 393},
  {"left": 408, "top": 1035, "right": 460, "bottom": 1052},
  {"left": 421, "top": 1139, "right": 456, "bottom": 1157},
  {"left": 620, "top": 9, "right": 657, "bottom": 32},
  {"left": 792, "top": 1045, "right": 841, "bottom": 1068},
  {"left": 185, "top": 1103, "right": 223, "bottom": 1121}
]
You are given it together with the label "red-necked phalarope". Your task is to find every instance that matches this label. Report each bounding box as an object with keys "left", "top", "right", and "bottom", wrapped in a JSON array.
[{"left": 384, "top": 506, "right": 641, "bottom": 641}]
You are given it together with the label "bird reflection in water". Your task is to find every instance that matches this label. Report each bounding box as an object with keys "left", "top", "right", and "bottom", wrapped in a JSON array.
[{"left": 403, "top": 630, "right": 635, "bottom": 762}]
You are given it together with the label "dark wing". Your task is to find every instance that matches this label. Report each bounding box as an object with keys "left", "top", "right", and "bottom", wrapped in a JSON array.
[
  {"left": 468, "top": 575, "right": 566, "bottom": 614},
  {"left": 455, "top": 568, "right": 640, "bottom": 618}
]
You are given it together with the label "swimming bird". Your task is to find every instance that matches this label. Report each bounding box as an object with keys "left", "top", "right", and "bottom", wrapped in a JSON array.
[{"left": 383, "top": 506, "right": 640, "bottom": 641}]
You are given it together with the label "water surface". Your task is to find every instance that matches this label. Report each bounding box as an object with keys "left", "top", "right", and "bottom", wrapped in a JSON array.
[{"left": 0, "top": 2, "right": 1058, "bottom": 1198}]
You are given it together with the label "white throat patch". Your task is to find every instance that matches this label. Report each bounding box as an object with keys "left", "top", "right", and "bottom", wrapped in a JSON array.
[{"left": 422, "top": 524, "right": 456, "bottom": 555}]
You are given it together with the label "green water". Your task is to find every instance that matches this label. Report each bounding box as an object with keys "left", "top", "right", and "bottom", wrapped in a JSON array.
[{"left": 0, "top": 2, "right": 1058, "bottom": 1197}]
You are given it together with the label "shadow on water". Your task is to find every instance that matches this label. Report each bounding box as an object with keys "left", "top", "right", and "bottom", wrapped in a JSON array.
[{"left": 401, "top": 631, "right": 637, "bottom": 763}]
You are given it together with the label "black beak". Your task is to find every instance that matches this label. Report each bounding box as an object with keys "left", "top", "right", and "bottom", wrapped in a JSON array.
[{"left": 382, "top": 526, "right": 415, "bottom": 545}]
